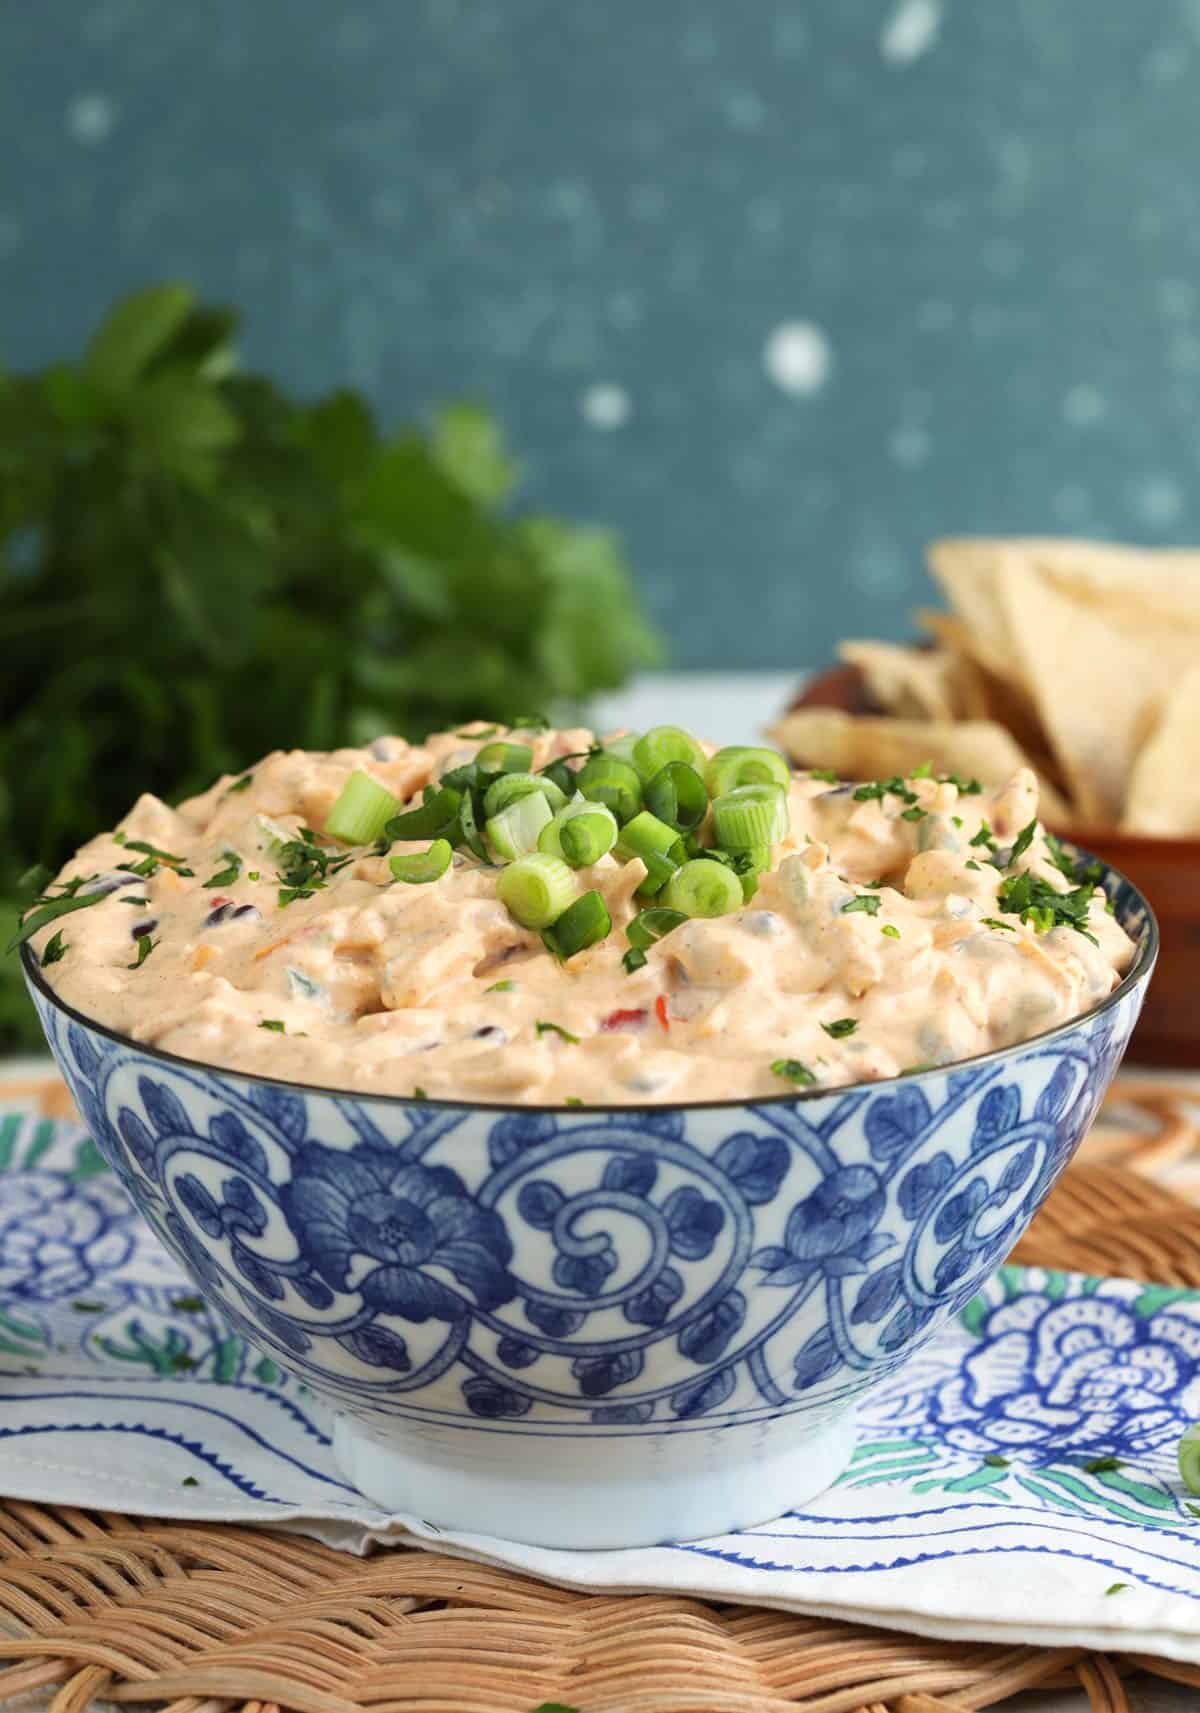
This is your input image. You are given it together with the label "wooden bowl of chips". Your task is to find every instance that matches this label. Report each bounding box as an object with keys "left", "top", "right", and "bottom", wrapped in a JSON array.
[{"left": 787, "top": 657, "right": 1200, "bottom": 1068}]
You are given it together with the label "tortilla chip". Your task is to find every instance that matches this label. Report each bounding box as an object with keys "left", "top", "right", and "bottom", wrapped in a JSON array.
[
  {"left": 1123, "top": 665, "right": 1200, "bottom": 834},
  {"left": 768, "top": 707, "right": 1075, "bottom": 825},
  {"left": 995, "top": 560, "right": 1161, "bottom": 827},
  {"left": 837, "top": 639, "right": 958, "bottom": 723},
  {"left": 925, "top": 540, "right": 1020, "bottom": 678}
]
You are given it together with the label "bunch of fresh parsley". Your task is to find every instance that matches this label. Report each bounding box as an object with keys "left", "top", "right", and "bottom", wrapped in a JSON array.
[{"left": 0, "top": 283, "right": 662, "bottom": 1048}]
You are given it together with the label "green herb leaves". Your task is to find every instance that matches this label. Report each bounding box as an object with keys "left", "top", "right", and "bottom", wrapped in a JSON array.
[
  {"left": 535, "top": 1020, "right": 580, "bottom": 1044},
  {"left": 841, "top": 893, "right": 882, "bottom": 917},
  {"left": 771, "top": 1059, "right": 817, "bottom": 1087},
  {"left": 821, "top": 1018, "right": 858, "bottom": 1038},
  {"left": 203, "top": 851, "right": 243, "bottom": 889},
  {"left": 127, "top": 933, "right": 159, "bottom": 969},
  {"left": 996, "top": 870, "right": 1099, "bottom": 944},
  {"left": 40, "top": 930, "right": 68, "bottom": 966},
  {"left": 0, "top": 283, "right": 662, "bottom": 1048}
]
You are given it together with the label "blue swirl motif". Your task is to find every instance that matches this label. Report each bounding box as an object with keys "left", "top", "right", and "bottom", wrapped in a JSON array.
[{"left": 29, "top": 980, "right": 1139, "bottom": 1430}]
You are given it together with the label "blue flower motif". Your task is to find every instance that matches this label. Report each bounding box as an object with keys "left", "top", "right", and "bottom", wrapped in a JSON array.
[
  {"left": 931, "top": 1294, "right": 1200, "bottom": 1460},
  {"left": 0, "top": 1172, "right": 134, "bottom": 1304},
  {"left": 754, "top": 1165, "right": 890, "bottom": 1288},
  {"left": 282, "top": 1142, "right": 516, "bottom": 1321},
  {"left": 462, "top": 1376, "right": 531, "bottom": 1418}
]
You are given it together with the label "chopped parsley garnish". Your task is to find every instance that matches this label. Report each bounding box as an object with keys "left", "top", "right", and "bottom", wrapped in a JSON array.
[
  {"left": 119, "top": 895, "right": 150, "bottom": 906},
  {"left": 771, "top": 1058, "right": 817, "bottom": 1086},
  {"left": 485, "top": 979, "right": 516, "bottom": 993},
  {"left": 1105, "top": 1582, "right": 1129, "bottom": 1597},
  {"left": 536, "top": 1020, "right": 580, "bottom": 1044},
  {"left": 275, "top": 827, "right": 355, "bottom": 906},
  {"left": 901, "top": 1061, "right": 935, "bottom": 1075},
  {"left": 980, "top": 917, "right": 1015, "bottom": 932},
  {"left": 70, "top": 1300, "right": 104, "bottom": 1313},
  {"left": 997, "top": 870, "right": 1099, "bottom": 944},
  {"left": 203, "top": 851, "right": 243, "bottom": 889},
  {"left": 900, "top": 806, "right": 926, "bottom": 822},
  {"left": 259, "top": 1019, "right": 286, "bottom": 1032},
  {"left": 181, "top": 1475, "right": 200, "bottom": 1487},
  {"left": 565, "top": 1096, "right": 585, "bottom": 1106},
  {"left": 248, "top": 870, "right": 261, "bottom": 881},
  {"left": 1008, "top": 818, "right": 1038, "bottom": 863},
  {"left": 41, "top": 930, "right": 68, "bottom": 966},
  {"left": 951, "top": 815, "right": 963, "bottom": 829},
  {"left": 970, "top": 821, "right": 996, "bottom": 849},
  {"left": 113, "top": 834, "right": 192, "bottom": 871},
  {"left": 853, "top": 776, "right": 919, "bottom": 807},
  {"left": 911, "top": 760, "right": 932, "bottom": 778},
  {"left": 412, "top": 1086, "right": 428, "bottom": 1099},
  {"left": 821, "top": 1018, "right": 858, "bottom": 1038},
  {"left": 880, "top": 923, "right": 901, "bottom": 939},
  {"left": 810, "top": 767, "right": 838, "bottom": 784},
  {"left": 7, "top": 877, "right": 120, "bottom": 953},
  {"left": 942, "top": 773, "right": 983, "bottom": 794},
  {"left": 127, "top": 933, "right": 159, "bottom": 969},
  {"left": 1083, "top": 1456, "right": 1122, "bottom": 1473},
  {"left": 117, "top": 854, "right": 161, "bottom": 878},
  {"left": 225, "top": 774, "right": 254, "bottom": 795},
  {"left": 1043, "top": 829, "right": 1078, "bottom": 880},
  {"left": 984, "top": 1454, "right": 1009, "bottom": 1468},
  {"left": 510, "top": 712, "right": 550, "bottom": 731},
  {"left": 965, "top": 859, "right": 981, "bottom": 871},
  {"left": 171, "top": 1296, "right": 205, "bottom": 1314},
  {"left": 842, "top": 894, "right": 882, "bottom": 916}
]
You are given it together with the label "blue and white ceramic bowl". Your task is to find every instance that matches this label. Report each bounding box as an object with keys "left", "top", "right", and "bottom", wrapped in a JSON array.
[{"left": 22, "top": 862, "right": 1157, "bottom": 1549}]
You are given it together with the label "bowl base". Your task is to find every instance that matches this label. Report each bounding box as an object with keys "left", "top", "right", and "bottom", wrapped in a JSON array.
[{"left": 332, "top": 1409, "right": 857, "bottom": 1549}]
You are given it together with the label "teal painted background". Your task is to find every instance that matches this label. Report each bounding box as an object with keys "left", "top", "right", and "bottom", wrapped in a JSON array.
[{"left": 4, "top": 1, "right": 1199, "bottom": 666}]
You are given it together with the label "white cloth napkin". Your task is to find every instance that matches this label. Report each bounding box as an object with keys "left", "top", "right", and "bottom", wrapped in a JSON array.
[{"left": 3, "top": 1109, "right": 1200, "bottom": 1662}]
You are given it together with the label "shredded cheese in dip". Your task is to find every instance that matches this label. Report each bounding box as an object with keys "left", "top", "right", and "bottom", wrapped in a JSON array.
[{"left": 28, "top": 726, "right": 1137, "bottom": 1106}]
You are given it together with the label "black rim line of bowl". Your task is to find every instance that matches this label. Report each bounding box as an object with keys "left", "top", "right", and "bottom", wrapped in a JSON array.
[{"left": 19, "top": 850, "right": 1160, "bottom": 1118}]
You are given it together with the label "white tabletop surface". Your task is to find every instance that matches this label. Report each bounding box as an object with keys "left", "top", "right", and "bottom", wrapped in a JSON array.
[{"left": 4, "top": 671, "right": 1194, "bottom": 1710}]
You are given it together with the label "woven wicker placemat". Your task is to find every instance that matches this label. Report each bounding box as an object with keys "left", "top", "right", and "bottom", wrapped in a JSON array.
[{"left": 1, "top": 1076, "right": 1199, "bottom": 1713}]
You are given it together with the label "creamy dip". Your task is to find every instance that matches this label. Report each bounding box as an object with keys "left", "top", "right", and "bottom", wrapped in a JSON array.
[{"left": 25, "top": 726, "right": 1136, "bottom": 1106}]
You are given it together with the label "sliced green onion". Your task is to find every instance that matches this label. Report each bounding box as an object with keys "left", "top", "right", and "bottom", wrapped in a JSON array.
[
  {"left": 559, "top": 810, "right": 619, "bottom": 868},
  {"left": 615, "top": 810, "right": 679, "bottom": 865},
  {"left": 543, "top": 889, "right": 611, "bottom": 959},
  {"left": 734, "top": 845, "right": 771, "bottom": 902},
  {"left": 486, "top": 792, "right": 553, "bottom": 860},
  {"left": 385, "top": 786, "right": 461, "bottom": 842},
  {"left": 705, "top": 745, "right": 792, "bottom": 796},
  {"left": 539, "top": 797, "right": 620, "bottom": 862},
  {"left": 602, "top": 732, "right": 641, "bottom": 767},
  {"left": 497, "top": 853, "right": 577, "bottom": 928},
  {"left": 577, "top": 755, "right": 643, "bottom": 824},
  {"left": 636, "top": 848, "right": 681, "bottom": 898},
  {"left": 540, "top": 756, "right": 584, "bottom": 797},
  {"left": 712, "top": 783, "right": 789, "bottom": 848},
  {"left": 1179, "top": 1424, "right": 1200, "bottom": 1496},
  {"left": 325, "top": 771, "right": 403, "bottom": 844},
  {"left": 456, "top": 789, "right": 492, "bottom": 863},
  {"left": 475, "top": 741, "right": 533, "bottom": 775},
  {"left": 389, "top": 839, "right": 453, "bottom": 884},
  {"left": 627, "top": 906, "right": 688, "bottom": 950},
  {"left": 771, "top": 1058, "right": 816, "bottom": 1087},
  {"left": 643, "top": 761, "right": 709, "bottom": 831},
  {"left": 632, "top": 725, "right": 707, "bottom": 782},
  {"left": 483, "top": 771, "right": 568, "bottom": 819},
  {"left": 663, "top": 858, "right": 744, "bottom": 918}
]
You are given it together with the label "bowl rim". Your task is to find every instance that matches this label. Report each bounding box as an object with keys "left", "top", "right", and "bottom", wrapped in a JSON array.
[{"left": 21, "top": 846, "right": 1160, "bottom": 1118}]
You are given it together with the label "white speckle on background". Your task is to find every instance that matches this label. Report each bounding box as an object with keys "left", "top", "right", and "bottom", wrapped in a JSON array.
[
  {"left": 1136, "top": 475, "right": 1184, "bottom": 529},
  {"left": 628, "top": 183, "right": 667, "bottom": 222},
  {"left": 723, "top": 88, "right": 766, "bottom": 132},
  {"left": 66, "top": 92, "right": 118, "bottom": 145},
  {"left": 1171, "top": 333, "right": 1200, "bottom": 371},
  {"left": 580, "top": 383, "right": 632, "bottom": 430},
  {"left": 1160, "top": 279, "right": 1196, "bottom": 319},
  {"left": 880, "top": 0, "right": 943, "bottom": 64},
  {"left": 1062, "top": 385, "right": 1107, "bottom": 427},
  {"left": 888, "top": 424, "right": 931, "bottom": 468},
  {"left": 763, "top": 321, "right": 833, "bottom": 396},
  {"left": 983, "top": 237, "right": 1023, "bottom": 276},
  {"left": 892, "top": 144, "right": 928, "bottom": 178},
  {"left": 0, "top": 214, "right": 22, "bottom": 256}
]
